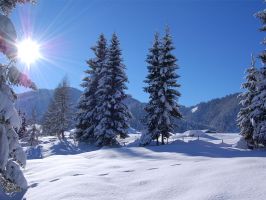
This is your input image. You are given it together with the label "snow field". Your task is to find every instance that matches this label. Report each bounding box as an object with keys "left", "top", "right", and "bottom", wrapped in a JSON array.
[{"left": 1, "top": 133, "right": 266, "bottom": 200}]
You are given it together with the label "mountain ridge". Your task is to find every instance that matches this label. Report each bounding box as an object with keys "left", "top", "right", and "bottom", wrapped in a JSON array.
[{"left": 15, "top": 88, "right": 241, "bottom": 132}]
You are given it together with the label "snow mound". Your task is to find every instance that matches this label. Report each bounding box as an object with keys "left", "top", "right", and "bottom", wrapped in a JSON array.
[
  {"left": 183, "top": 130, "right": 206, "bottom": 137},
  {"left": 232, "top": 136, "right": 248, "bottom": 149}
]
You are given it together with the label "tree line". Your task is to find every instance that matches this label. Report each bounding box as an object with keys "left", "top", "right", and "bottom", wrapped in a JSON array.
[{"left": 42, "top": 29, "right": 182, "bottom": 147}]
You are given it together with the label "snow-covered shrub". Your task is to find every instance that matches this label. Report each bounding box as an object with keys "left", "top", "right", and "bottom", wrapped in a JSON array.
[
  {"left": 139, "top": 131, "right": 152, "bottom": 146},
  {"left": 183, "top": 130, "right": 206, "bottom": 137},
  {"left": 27, "top": 124, "right": 40, "bottom": 146}
]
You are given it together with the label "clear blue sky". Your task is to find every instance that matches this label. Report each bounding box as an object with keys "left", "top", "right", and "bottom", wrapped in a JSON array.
[{"left": 11, "top": 0, "right": 265, "bottom": 106}]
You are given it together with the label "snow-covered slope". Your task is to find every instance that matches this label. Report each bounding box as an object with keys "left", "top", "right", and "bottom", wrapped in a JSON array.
[{"left": 1, "top": 133, "right": 266, "bottom": 200}]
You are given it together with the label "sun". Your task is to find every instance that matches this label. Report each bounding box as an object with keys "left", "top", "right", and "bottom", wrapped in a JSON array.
[{"left": 17, "top": 38, "right": 41, "bottom": 66}]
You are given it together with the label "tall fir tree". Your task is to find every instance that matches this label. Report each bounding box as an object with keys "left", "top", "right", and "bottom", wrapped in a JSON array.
[
  {"left": 237, "top": 55, "right": 259, "bottom": 144},
  {"left": 54, "top": 77, "right": 72, "bottom": 139},
  {"left": 248, "top": 6, "right": 266, "bottom": 146},
  {"left": 141, "top": 28, "right": 182, "bottom": 146},
  {"left": 75, "top": 34, "right": 108, "bottom": 143},
  {"left": 42, "top": 77, "right": 71, "bottom": 139},
  {"left": 94, "top": 33, "right": 131, "bottom": 146},
  {"left": 143, "top": 33, "right": 162, "bottom": 145}
]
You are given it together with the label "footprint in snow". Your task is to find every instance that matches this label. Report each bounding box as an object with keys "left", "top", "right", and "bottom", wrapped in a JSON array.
[
  {"left": 98, "top": 173, "right": 109, "bottom": 176},
  {"left": 170, "top": 163, "right": 181, "bottom": 166},
  {"left": 50, "top": 178, "right": 60, "bottom": 182},
  {"left": 147, "top": 168, "right": 158, "bottom": 171},
  {"left": 29, "top": 183, "right": 38, "bottom": 188},
  {"left": 122, "top": 170, "right": 135, "bottom": 173},
  {"left": 73, "top": 173, "right": 83, "bottom": 176}
]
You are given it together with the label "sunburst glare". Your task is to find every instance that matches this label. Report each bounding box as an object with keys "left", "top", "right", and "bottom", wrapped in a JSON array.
[{"left": 17, "top": 38, "right": 41, "bottom": 67}]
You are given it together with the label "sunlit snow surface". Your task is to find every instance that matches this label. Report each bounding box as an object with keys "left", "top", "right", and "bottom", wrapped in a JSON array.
[{"left": 1, "top": 132, "right": 266, "bottom": 200}]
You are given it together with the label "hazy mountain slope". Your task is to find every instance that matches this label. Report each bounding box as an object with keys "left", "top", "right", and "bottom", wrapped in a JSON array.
[
  {"left": 183, "top": 94, "right": 241, "bottom": 132},
  {"left": 16, "top": 88, "right": 81, "bottom": 122},
  {"left": 16, "top": 89, "right": 241, "bottom": 132}
]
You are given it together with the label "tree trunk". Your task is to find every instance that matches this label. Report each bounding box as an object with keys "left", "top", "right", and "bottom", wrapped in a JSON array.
[
  {"left": 161, "top": 134, "right": 165, "bottom": 145},
  {"left": 156, "top": 136, "right": 159, "bottom": 146},
  {"left": 61, "top": 131, "right": 65, "bottom": 139}
]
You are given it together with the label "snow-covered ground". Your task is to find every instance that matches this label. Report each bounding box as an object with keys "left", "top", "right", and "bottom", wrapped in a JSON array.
[{"left": 1, "top": 132, "right": 266, "bottom": 200}]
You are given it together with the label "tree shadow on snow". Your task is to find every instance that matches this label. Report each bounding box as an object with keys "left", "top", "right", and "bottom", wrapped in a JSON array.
[
  {"left": 49, "top": 138, "right": 99, "bottom": 156},
  {"left": 25, "top": 145, "right": 43, "bottom": 159},
  {"left": 145, "top": 140, "right": 266, "bottom": 158},
  {"left": 110, "top": 146, "right": 167, "bottom": 160}
]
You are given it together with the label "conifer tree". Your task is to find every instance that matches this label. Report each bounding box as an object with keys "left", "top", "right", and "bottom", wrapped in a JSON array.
[
  {"left": 54, "top": 77, "right": 71, "bottom": 139},
  {"left": 94, "top": 33, "right": 131, "bottom": 146},
  {"left": 249, "top": 6, "right": 266, "bottom": 146},
  {"left": 75, "top": 34, "right": 108, "bottom": 142},
  {"left": 141, "top": 28, "right": 182, "bottom": 145},
  {"left": 237, "top": 55, "right": 259, "bottom": 144},
  {"left": 42, "top": 98, "right": 57, "bottom": 135},
  {"left": 42, "top": 77, "right": 71, "bottom": 139},
  {"left": 142, "top": 33, "right": 161, "bottom": 145}
]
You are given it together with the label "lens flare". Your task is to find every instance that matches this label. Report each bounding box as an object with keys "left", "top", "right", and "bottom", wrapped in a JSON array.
[{"left": 17, "top": 38, "right": 41, "bottom": 66}]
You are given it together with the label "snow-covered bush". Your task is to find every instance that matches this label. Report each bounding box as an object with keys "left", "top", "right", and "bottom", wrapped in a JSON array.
[
  {"left": 27, "top": 124, "right": 40, "bottom": 146},
  {"left": 183, "top": 130, "right": 206, "bottom": 137},
  {"left": 139, "top": 131, "right": 152, "bottom": 146}
]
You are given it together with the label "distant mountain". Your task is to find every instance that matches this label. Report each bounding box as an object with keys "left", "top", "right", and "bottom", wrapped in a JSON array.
[
  {"left": 181, "top": 93, "right": 241, "bottom": 132},
  {"left": 16, "top": 88, "right": 81, "bottom": 122},
  {"left": 16, "top": 88, "right": 241, "bottom": 133}
]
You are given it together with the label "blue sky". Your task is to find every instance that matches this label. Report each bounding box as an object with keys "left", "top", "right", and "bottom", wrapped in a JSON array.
[{"left": 11, "top": 0, "right": 265, "bottom": 106}]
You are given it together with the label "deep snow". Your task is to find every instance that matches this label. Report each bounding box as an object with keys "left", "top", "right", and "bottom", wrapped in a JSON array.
[{"left": 1, "top": 132, "right": 266, "bottom": 200}]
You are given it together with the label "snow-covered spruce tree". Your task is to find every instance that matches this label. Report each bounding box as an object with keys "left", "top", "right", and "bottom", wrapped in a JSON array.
[
  {"left": 43, "top": 78, "right": 71, "bottom": 139},
  {"left": 75, "top": 34, "right": 108, "bottom": 143},
  {"left": 237, "top": 55, "right": 259, "bottom": 145},
  {"left": 142, "top": 28, "right": 182, "bottom": 145},
  {"left": 0, "top": 0, "right": 36, "bottom": 193},
  {"left": 248, "top": 7, "right": 266, "bottom": 146},
  {"left": 250, "top": 67, "right": 266, "bottom": 146},
  {"left": 141, "top": 33, "right": 161, "bottom": 146},
  {"left": 94, "top": 33, "right": 131, "bottom": 146}
]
